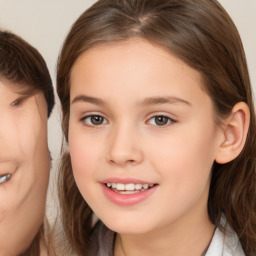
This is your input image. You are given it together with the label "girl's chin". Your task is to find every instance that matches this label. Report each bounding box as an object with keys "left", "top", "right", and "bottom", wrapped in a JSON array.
[{"left": 102, "top": 220, "right": 155, "bottom": 235}]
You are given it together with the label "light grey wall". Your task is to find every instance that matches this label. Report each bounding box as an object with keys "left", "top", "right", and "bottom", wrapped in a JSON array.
[{"left": 0, "top": 0, "right": 255, "bottom": 219}]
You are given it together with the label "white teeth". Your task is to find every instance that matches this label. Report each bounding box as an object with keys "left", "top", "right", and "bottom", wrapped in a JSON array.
[
  {"left": 135, "top": 184, "right": 142, "bottom": 190},
  {"left": 106, "top": 182, "right": 154, "bottom": 191},
  {"left": 0, "top": 174, "right": 11, "bottom": 184},
  {"left": 125, "top": 183, "right": 135, "bottom": 191},
  {"left": 116, "top": 183, "right": 125, "bottom": 190},
  {"left": 143, "top": 184, "right": 149, "bottom": 189}
]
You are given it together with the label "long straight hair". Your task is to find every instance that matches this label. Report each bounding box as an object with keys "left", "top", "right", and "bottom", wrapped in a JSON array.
[{"left": 57, "top": 0, "right": 256, "bottom": 255}]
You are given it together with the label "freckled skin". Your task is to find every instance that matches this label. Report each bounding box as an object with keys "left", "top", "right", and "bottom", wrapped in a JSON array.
[
  {"left": 69, "top": 39, "right": 223, "bottom": 255},
  {"left": 0, "top": 80, "right": 49, "bottom": 255}
]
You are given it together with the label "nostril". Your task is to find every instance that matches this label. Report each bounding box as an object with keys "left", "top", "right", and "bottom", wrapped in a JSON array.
[{"left": 109, "top": 157, "right": 139, "bottom": 166}]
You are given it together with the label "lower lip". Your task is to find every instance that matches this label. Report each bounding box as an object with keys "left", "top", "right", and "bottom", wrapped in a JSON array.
[{"left": 101, "top": 184, "right": 158, "bottom": 206}]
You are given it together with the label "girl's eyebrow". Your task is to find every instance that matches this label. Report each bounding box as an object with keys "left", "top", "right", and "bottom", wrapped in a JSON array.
[
  {"left": 71, "top": 95, "right": 104, "bottom": 105},
  {"left": 141, "top": 96, "right": 191, "bottom": 106},
  {"left": 71, "top": 95, "right": 192, "bottom": 107}
]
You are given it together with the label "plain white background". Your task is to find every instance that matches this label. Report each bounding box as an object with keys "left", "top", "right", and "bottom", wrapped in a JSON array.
[{"left": 0, "top": 0, "right": 255, "bottom": 219}]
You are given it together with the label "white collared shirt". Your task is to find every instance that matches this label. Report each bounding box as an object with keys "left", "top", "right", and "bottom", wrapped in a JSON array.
[{"left": 206, "top": 227, "right": 245, "bottom": 256}]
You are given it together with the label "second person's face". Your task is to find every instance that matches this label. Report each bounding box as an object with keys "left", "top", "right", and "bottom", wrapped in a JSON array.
[{"left": 0, "top": 79, "right": 49, "bottom": 255}]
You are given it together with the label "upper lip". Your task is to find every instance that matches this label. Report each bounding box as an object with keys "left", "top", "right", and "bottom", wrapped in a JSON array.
[{"left": 101, "top": 177, "right": 156, "bottom": 184}]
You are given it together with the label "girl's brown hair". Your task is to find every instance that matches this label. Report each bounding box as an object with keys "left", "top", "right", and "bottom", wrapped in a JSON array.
[{"left": 57, "top": 0, "right": 256, "bottom": 255}]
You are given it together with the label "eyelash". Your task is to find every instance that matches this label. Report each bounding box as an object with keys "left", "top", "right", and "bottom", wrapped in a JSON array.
[
  {"left": 80, "top": 115, "right": 108, "bottom": 127},
  {"left": 147, "top": 115, "right": 177, "bottom": 127},
  {"left": 80, "top": 114, "right": 176, "bottom": 127}
]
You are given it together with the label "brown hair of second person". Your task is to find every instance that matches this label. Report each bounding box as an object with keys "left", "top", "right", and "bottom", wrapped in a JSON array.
[{"left": 0, "top": 31, "right": 54, "bottom": 117}]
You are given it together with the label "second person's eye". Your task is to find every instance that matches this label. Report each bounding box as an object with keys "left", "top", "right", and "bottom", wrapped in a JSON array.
[
  {"left": 148, "top": 115, "right": 176, "bottom": 126},
  {"left": 10, "top": 96, "right": 27, "bottom": 107},
  {"left": 81, "top": 115, "right": 108, "bottom": 126}
]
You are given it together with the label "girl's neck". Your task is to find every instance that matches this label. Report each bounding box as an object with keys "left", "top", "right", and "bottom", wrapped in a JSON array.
[{"left": 114, "top": 213, "right": 215, "bottom": 256}]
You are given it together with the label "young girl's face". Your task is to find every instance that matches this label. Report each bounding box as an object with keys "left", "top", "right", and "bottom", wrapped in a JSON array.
[
  {"left": 0, "top": 80, "right": 49, "bottom": 254},
  {"left": 69, "top": 39, "right": 223, "bottom": 234}
]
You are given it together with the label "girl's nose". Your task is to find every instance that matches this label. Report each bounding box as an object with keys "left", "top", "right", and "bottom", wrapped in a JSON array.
[{"left": 106, "top": 125, "right": 143, "bottom": 167}]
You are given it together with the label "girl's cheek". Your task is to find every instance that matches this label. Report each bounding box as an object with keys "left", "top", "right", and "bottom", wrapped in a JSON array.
[
  {"left": 70, "top": 144, "right": 86, "bottom": 170},
  {"left": 70, "top": 139, "right": 96, "bottom": 174}
]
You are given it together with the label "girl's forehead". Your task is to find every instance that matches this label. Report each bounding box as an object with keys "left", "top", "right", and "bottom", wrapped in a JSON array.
[
  {"left": 69, "top": 39, "right": 215, "bottom": 117},
  {"left": 73, "top": 39, "right": 198, "bottom": 78},
  {"left": 75, "top": 38, "right": 180, "bottom": 65},
  {"left": 71, "top": 39, "right": 205, "bottom": 94}
]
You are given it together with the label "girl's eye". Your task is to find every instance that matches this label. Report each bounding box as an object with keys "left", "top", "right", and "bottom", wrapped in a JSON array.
[
  {"left": 148, "top": 115, "right": 175, "bottom": 126},
  {"left": 81, "top": 115, "right": 107, "bottom": 126},
  {"left": 0, "top": 174, "right": 11, "bottom": 184}
]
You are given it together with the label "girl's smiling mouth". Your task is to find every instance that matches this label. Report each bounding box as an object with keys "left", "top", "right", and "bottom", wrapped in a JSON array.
[
  {"left": 106, "top": 183, "right": 155, "bottom": 194},
  {"left": 101, "top": 179, "right": 158, "bottom": 206}
]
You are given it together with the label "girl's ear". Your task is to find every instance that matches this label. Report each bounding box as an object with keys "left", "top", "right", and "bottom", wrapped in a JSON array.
[{"left": 215, "top": 102, "right": 250, "bottom": 164}]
